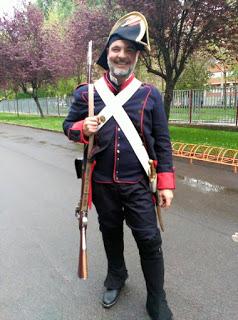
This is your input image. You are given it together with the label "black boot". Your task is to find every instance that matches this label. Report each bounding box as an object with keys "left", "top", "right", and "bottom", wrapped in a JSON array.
[
  {"left": 101, "top": 228, "right": 128, "bottom": 307},
  {"left": 102, "top": 288, "right": 122, "bottom": 308},
  {"left": 135, "top": 233, "right": 173, "bottom": 320}
]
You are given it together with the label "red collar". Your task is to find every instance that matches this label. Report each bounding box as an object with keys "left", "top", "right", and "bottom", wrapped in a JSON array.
[{"left": 104, "top": 72, "right": 135, "bottom": 94}]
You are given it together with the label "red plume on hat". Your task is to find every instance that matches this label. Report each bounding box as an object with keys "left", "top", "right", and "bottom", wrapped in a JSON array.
[{"left": 97, "top": 11, "right": 151, "bottom": 70}]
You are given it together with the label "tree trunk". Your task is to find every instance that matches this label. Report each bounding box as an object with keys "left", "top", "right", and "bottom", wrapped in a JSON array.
[
  {"left": 16, "top": 93, "right": 19, "bottom": 117},
  {"left": 33, "top": 95, "right": 44, "bottom": 118},
  {"left": 163, "top": 81, "right": 175, "bottom": 121},
  {"left": 14, "top": 90, "right": 19, "bottom": 117},
  {"left": 223, "top": 70, "right": 227, "bottom": 109}
]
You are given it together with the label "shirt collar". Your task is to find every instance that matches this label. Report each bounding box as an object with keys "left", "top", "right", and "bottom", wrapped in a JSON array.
[{"left": 104, "top": 71, "right": 135, "bottom": 94}]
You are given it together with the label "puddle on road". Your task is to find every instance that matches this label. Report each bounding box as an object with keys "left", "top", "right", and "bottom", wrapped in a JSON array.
[
  {"left": 2, "top": 135, "right": 34, "bottom": 142},
  {"left": 0, "top": 134, "right": 34, "bottom": 142},
  {"left": 182, "top": 176, "right": 225, "bottom": 193},
  {"left": 14, "top": 136, "right": 33, "bottom": 142}
]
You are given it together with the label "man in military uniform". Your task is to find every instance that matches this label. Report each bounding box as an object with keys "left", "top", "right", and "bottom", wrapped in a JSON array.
[{"left": 63, "top": 12, "right": 175, "bottom": 320}]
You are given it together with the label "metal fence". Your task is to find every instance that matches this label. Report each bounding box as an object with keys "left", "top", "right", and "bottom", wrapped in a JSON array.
[
  {"left": 169, "top": 86, "right": 238, "bottom": 126},
  {"left": 0, "top": 96, "right": 73, "bottom": 116},
  {"left": 0, "top": 86, "right": 238, "bottom": 126}
]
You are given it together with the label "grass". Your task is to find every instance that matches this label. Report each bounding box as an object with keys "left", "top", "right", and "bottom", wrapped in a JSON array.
[
  {"left": 0, "top": 113, "right": 63, "bottom": 132},
  {"left": 169, "top": 126, "right": 238, "bottom": 149},
  {"left": 0, "top": 112, "right": 238, "bottom": 150},
  {"left": 170, "top": 107, "right": 237, "bottom": 122}
]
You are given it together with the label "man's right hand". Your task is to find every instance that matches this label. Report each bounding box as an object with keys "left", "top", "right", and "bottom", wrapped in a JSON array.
[{"left": 83, "top": 116, "right": 100, "bottom": 136}]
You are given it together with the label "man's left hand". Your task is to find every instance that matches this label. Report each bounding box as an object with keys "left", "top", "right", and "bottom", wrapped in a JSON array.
[{"left": 158, "top": 189, "right": 173, "bottom": 208}]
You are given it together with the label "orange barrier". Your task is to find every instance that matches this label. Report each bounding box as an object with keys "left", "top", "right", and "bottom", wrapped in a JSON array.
[{"left": 172, "top": 142, "right": 238, "bottom": 173}]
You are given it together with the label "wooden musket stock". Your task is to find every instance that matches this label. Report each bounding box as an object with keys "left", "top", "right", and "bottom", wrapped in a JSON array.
[{"left": 78, "top": 210, "right": 88, "bottom": 279}]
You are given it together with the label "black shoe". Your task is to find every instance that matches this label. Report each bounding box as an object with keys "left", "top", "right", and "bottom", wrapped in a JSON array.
[
  {"left": 147, "top": 307, "right": 173, "bottom": 320},
  {"left": 148, "top": 311, "right": 173, "bottom": 320},
  {"left": 148, "top": 314, "right": 174, "bottom": 320},
  {"left": 102, "top": 288, "right": 121, "bottom": 308},
  {"left": 146, "top": 297, "right": 173, "bottom": 320}
]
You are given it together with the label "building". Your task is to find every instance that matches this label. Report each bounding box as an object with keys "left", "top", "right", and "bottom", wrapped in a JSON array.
[{"left": 208, "top": 63, "right": 237, "bottom": 88}]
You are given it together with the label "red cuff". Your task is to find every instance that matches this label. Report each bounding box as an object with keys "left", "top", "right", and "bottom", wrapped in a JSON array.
[
  {"left": 70, "top": 120, "right": 89, "bottom": 144},
  {"left": 157, "top": 171, "right": 176, "bottom": 190}
]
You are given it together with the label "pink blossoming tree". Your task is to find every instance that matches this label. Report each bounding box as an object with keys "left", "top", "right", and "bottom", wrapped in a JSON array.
[{"left": 0, "top": 3, "right": 72, "bottom": 117}]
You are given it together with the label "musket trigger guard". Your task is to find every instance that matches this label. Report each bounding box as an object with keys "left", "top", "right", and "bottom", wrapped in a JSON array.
[{"left": 75, "top": 206, "right": 80, "bottom": 219}]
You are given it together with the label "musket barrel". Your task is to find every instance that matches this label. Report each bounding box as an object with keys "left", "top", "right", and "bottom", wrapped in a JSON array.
[
  {"left": 87, "top": 40, "right": 93, "bottom": 84},
  {"left": 77, "top": 40, "right": 94, "bottom": 279}
]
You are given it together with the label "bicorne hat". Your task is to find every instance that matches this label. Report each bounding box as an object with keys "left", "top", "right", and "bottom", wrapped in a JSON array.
[{"left": 97, "top": 11, "right": 150, "bottom": 70}]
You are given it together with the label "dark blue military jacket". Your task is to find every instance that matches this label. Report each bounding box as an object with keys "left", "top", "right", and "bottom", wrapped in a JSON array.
[{"left": 63, "top": 73, "right": 175, "bottom": 189}]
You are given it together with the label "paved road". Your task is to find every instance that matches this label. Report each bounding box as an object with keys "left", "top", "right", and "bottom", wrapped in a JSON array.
[{"left": 0, "top": 124, "right": 237, "bottom": 320}]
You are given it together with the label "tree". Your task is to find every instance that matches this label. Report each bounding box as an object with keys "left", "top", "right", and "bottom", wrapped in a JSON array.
[
  {"left": 111, "top": 0, "right": 238, "bottom": 119},
  {"left": 175, "top": 54, "right": 211, "bottom": 90},
  {"left": 65, "top": 2, "right": 112, "bottom": 82},
  {"left": 36, "top": 0, "right": 54, "bottom": 17},
  {"left": 230, "top": 62, "right": 238, "bottom": 85},
  {"left": 0, "top": 3, "right": 72, "bottom": 117},
  {"left": 208, "top": 44, "right": 238, "bottom": 107},
  {"left": 36, "top": 0, "right": 75, "bottom": 19}
]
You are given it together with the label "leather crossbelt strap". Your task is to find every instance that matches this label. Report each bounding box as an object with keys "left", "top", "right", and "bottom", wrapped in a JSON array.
[{"left": 94, "top": 76, "right": 151, "bottom": 176}]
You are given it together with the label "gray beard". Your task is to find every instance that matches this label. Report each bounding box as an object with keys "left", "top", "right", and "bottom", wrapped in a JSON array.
[{"left": 107, "top": 58, "right": 134, "bottom": 82}]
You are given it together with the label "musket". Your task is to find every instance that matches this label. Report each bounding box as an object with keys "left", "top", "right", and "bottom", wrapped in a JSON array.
[{"left": 75, "top": 40, "right": 94, "bottom": 279}]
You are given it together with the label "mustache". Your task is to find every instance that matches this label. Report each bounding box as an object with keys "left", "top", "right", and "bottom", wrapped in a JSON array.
[{"left": 114, "top": 58, "right": 130, "bottom": 64}]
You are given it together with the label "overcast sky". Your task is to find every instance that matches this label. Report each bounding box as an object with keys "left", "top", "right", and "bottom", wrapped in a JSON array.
[{"left": 0, "top": 0, "right": 34, "bottom": 17}]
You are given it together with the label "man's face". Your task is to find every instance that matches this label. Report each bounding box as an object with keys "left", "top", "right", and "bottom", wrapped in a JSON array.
[{"left": 107, "top": 39, "right": 139, "bottom": 79}]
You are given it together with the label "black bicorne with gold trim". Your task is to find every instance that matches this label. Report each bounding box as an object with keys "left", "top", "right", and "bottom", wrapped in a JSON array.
[{"left": 97, "top": 11, "right": 150, "bottom": 70}]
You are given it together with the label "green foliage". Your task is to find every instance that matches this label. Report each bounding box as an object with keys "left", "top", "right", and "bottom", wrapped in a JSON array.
[
  {"left": 0, "top": 88, "right": 48, "bottom": 100},
  {"left": 36, "top": 0, "right": 54, "bottom": 18},
  {"left": 0, "top": 77, "right": 78, "bottom": 99},
  {"left": 175, "top": 55, "right": 211, "bottom": 90},
  {"left": 43, "top": 77, "right": 78, "bottom": 97},
  {"left": 135, "top": 61, "right": 164, "bottom": 90},
  {"left": 229, "top": 63, "right": 238, "bottom": 84},
  {"left": 87, "top": 0, "right": 105, "bottom": 7},
  {"left": 0, "top": 90, "right": 9, "bottom": 100},
  {"left": 169, "top": 126, "right": 238, "bottom": 149},
  {"left": 36, "top": 0, "right": 75, "bottom": 19}
]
